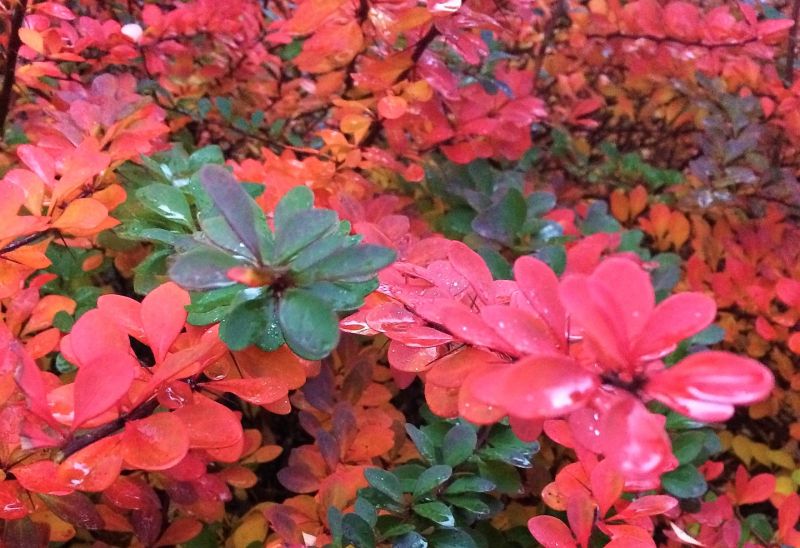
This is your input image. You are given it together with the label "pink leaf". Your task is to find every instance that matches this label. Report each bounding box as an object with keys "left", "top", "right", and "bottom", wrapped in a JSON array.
[
  {"left": 513, "top": 256, "right": 565, "bottom": 340},
  {"left": 632, "top": 293, "right": 716, "bottom": 360},
  {"left": 480, "top": 304, "right": 561, "bottom": 356},
  {"left": 475, "top": 355, "right": 599, "bottom": 419},
  {"left": 646, "top": 351, "right": 773, "bottom": 421}
]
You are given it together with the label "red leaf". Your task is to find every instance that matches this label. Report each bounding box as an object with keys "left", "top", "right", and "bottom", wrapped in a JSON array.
[
  {"left": 737, "top": 469, "right": 776, "bottom": 505},
  {"left": 155, "top": 517, "right": 203, "bottom": 547},
  {"left": 448, "top": 241, "right": 493, "bottom": 301},
  {"left": 73, "top": 353, "right": 137, "bottom": 429},
  {"left": 67, "top": 310, "right": 130, "bottom": 366},
  {"left": 513, "top": 256, "right": 565, "bottom": 340},
  {"left": 528, "top": 515, "right": 578, "bottom": 548},
  {"left": 612, "top": 495, "right": 678, "bottom": 521},
  {"left": 646, "top": 351, "right": 773, "bottom": 421},
  {"left": 11, "top": 461, "right": 72, "bottom": 495},
  {"left": 97, "top": 295, "right": 145, "bottom": 340},
  {"left": 39, "top": 492, "right": 104, "bottom": 530},
  {"left": 480, "top": 304, "right": 561, "bottom": 356},
  {"left": 589, "top": 258, "right": 653, "bottom": 341},
  {"left": 436, "top": 301, "right": 516, "bottom": 353},
  {"left": 475, "top": 355, "right": 599, "bottom": 419},
  {"left": 0, "top": 481, "right": 28, "bottom": 519},
  {"left": 57, "top": 435, "right": 123, "bottom": 492},
  {"left": 590, "top": 459, "right": 624, "bottom": 516},
  {"left": 141, "top": 282, "right": 189, "bottom": 363},
  {"left": 598, "top": 397, "right": 676, "bottom": 486},
  {"left": 388, "top": 341, "right": 441, "bottom": 373},
  {"left": 631, "top": 293, "right": 716, "bottom": 360},
  {"left": 568, "top": 493, "right": 596, "bottom": 548},
  {"left": 121, "top": 412, "right": 189, "bottom": 471},
  {"left": 172, "top": 396, "right": 243, "bottom": 450},
  {"left": 202, "top": 377, "right": 288, "bottom": 406}
]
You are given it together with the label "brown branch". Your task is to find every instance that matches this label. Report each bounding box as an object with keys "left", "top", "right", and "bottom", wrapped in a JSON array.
[
  {"left": 0, "top": 229, "right": 56, "bottom": 256},
  {"left": 590, "top": 31, "right": 759, "bottom": 50},
  {"left": 58, "top": 398, "right": 160, "bottom": 460},
  {"left": 785, "top": 0, "right": 800, "bottom": 84},
  {"left": 0, "top": 0, "right": 28, "bottom": 138},
  {"left": 533, "top": 0, "right": 569, "bottom": 89}
]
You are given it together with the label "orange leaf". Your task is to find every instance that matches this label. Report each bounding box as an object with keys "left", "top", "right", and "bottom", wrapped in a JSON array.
[
  {"left": 121, "top": 412, "right": 189, "bottom": 470},
  {"left": 52, "top": 199, "right": 108, "bottom": 234},
  {"left": 58, "top": 435, "right": 123, "bottom": 492}
]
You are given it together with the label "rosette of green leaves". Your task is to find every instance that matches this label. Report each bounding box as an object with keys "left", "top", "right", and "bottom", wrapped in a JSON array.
[
  {"left": 329, "top": 412, "right": 539, "bottom": 548},
  {"left": 166, "top": 165, "right": 395, "bottom": 360}
]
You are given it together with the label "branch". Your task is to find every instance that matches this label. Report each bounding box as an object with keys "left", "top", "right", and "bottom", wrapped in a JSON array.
[
  {"left": 0, "top": 0, "right": 28, "bottom": 138},
  {"left": 533, "top": 0, "right": 569, "bottom": 89},
  {"left": 785, "top": 0, "right": 800, "bottom": 84},
  {"left": 590, "top": 31, "right": 759, "bottom": 50},
  {"left": 58, "top": 398, "right": 160, "bottom": 460},
  {"left": 0, "top": 229, "right": 56, "bottom": 256}
]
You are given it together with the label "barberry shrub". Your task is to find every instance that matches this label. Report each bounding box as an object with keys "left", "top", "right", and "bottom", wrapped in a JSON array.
[{"left": 0, "top": 0, "right": 798, "bottom": 547}]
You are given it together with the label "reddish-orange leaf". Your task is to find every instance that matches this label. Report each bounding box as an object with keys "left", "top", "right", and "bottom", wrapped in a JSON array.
[
  {"left": 141, "top": 282, "right": 190, "bottom": 363},
  {"left": 121, "top": 412, "right": 189, "bottom": 471},
  {"left": 57, "top": 435, "right": 123, "bottom": 492}
]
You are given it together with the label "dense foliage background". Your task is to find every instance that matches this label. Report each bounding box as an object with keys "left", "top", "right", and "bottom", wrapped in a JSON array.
[{"left": 0, "top": 0, "right": 799, "bottom": 546}]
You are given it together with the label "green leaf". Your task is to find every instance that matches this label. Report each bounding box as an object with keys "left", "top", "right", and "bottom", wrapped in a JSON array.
[
  {"left": 405, "top": 424, "right": 436, "bottom": 464},
  {"left": 393, "top": 532, "right": 429, "bottom": 548},
  {"left": 671, "top": 431, "right": 706, "bottom": 465},
  {"left": 301, "top": 244, "right": 396, "bottom": 282},
  {"left": 199, "top": 165, "right": 264, "bottom": 263},
  {"left": 188, "top": 145, "right": 224, "bottom": 170},
  {"left": 364, "top": 468, "right": 404, "bottom": 503},
  {"left": 342, "top": 513, "right": 375, "bottom": 548},
  {"left": 412, "top": 502, "right": 455, "bottom": 527},
  {"left": 443, "top": 494, "right": 491, "bottom": 516},
  {"left": 526, "top": 191, "right": 556, "bottom": 218},
  {"left": 136, "top": 183, "right": 194, "bottom": 228},
  {"left": 274, "top": 186, "right": 314, "bottom": 227},
  {"left": 442, "top": 424, "right": 477, "bottom": 467},
  {"left": 661, "top": 465, "right": 707, "bottom": 499},
  {"left": 427, "top": 528, "right": 478, "bottom": 548},
  {"left": 200, "top": 214, "right": 258, "bottom": 259},
  {"left": 304, "top": 280, "right": 377, "bottom": 312},
  {"left": 168, "top": 246, "right": 241, "bottom": 290},
  {"left": 744, "top": 513, "right": 773, "bottom": 543},
  {"left": 477, "top": 461, "right": 521, "bottom": 495},
  {"left": 376, "top": 516, "right": 415, "bottom": 538},
  {"left": 278, "top": 288, "right": 340, "bottom": 360},
  {"left": 273, "top": 209, "right": 338, "bottom": 264},
  {"left": 355, "top": 498, "right": 378, "bottom": 527},
  {"left": 445, "top": 476, "right": 495, "bottom": 495},
  {"left": 220, "top": 297, "right": 267, "bottom": 351},
  {"left": 412, "top": 465, "right": 452, "bottom": 498},
  {"left": 254, "top": 296, "right": 284, "bottom": 351},
  {"left": 289, "top": 233, "right": 358, "bottom": 272},
  {"left": 186, "top": 285, "right": 241, "bottom": 325},
  {"left": 472, "top": 188, "right": 527, "bottom": 244}
]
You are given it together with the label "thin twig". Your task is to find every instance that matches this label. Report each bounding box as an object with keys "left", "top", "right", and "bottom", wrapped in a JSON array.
[
  {"left": 785, "top": 0, "right": 800, "bottom": 84},
  {"left": 533, "top": 0, "right": 569, "bottom": 89},
  {"left": 58, "top": 399, "right": 160, "bottom": 460},
  {"left": 0, "top": 0, "right": 28, "bottom": 138}
]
